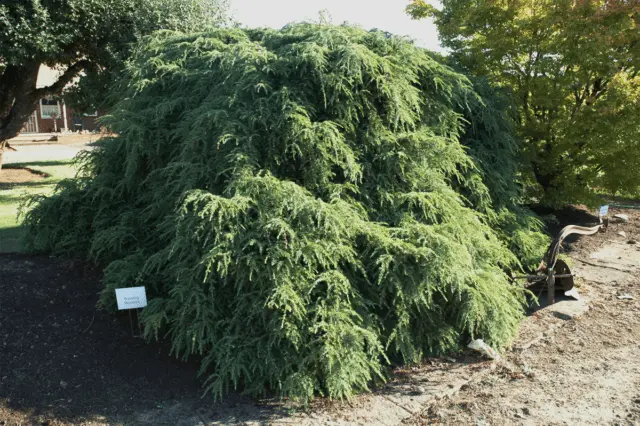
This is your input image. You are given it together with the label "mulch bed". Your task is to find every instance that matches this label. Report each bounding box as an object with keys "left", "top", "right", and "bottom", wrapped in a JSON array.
[{"left": 0, "top": 255, "right": 204, "bottom": 424}]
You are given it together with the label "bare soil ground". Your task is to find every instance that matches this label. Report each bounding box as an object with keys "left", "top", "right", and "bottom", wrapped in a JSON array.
[
  {"left": 407, "top": 286, "right": 640, "bottom": 425},
  {"left": 0, "top": 168, "right": 46, "bottom": 185},
  {"left": 1, "top": 205, "right": 639, "bottom": 426},
  {"left": 407, "top": 205, "right": 640, "bottom": 426},
  {"left": 0, "top": 256, "right": 208, "bottom": 425}
]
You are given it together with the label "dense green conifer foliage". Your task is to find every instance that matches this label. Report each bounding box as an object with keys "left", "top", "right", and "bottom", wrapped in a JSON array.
[{"left": 24, "top": 25, "right": 546, "bottom": 401}]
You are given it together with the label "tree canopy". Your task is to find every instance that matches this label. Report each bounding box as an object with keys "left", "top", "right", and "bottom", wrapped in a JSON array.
[
  {"left": 0, "top": 0, "right": 229, "bottom": 165},
  {"left": 24, "top": 25, "right": 546, "bottom": 401},
  {"left": 408, "top": 0, "right": 640, "bottom": 205}
]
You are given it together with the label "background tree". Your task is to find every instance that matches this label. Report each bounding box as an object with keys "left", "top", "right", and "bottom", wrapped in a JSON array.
[
  {"left": 408, "top": 0, "right": 640, "bottom": 205},
  {"left": 0, "top": 0, "right": 230, "bottom": 168}
]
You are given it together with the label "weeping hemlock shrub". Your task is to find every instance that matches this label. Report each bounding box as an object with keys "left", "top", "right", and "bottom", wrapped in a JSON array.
[{"left": 23, "top": 25, "right": 547, "bottom": 401}]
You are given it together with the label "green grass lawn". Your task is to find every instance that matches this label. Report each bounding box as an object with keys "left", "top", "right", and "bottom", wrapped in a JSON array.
[{"left": 0, "top": 160, "right": 76, "bottom": 253}]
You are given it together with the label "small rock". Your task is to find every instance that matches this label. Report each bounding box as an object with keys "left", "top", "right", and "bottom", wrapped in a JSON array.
[
  {"left": 628, "top": 240, "right": 637, "bottom": 245},
  {"left": 522, "top": 407, "right": 531, "bottom": 415},
  {"left": 618, "top": 231, "right": 627, "bottom": 238},
  {"left": 514, "top": 412, "right": 524, "bottom": 419},
  {"left": 59, "top": 380, "right": 68, "bottom": 389},
  {"left": 614, "top": 214, "right": 629, "bottom": 223},
  {"left": 617, "top": 294, "right": 634, "bottom": 300}
]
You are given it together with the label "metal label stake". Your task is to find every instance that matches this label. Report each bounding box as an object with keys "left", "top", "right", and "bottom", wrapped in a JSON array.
[
  {"left": 128, "top": 308, "right": 143, "bottom": 338},
  {"left": 116, "top": 287, "right": 148, "bottom": 338}
]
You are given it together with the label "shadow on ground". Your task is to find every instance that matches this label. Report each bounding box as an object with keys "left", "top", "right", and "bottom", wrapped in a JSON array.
[
  {"left": 0, "top": 179, "right": 59, "bottom": 191},
  {"left": 6, "top": 160, "right": 75, "bottom": 168},
  {"left": 530, "top": 204, "right": 600, "bottom": 236}
]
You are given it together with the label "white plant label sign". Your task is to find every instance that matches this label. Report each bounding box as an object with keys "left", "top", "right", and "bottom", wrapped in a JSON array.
[
  {"left": 599, "top": 205, "right": 609, "bottom": 217},
  {"left": 115, "top": 286, "right": 148, "bottom": 310}
]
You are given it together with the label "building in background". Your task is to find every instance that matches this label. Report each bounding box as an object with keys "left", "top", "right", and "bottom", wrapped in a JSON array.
[{"left": 20, "top": 65, "right": 103, "bottom": 134}]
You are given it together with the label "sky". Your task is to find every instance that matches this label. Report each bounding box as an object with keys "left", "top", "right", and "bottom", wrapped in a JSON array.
[{"left": 229, "top": 0, "right": 442, "bottom": 52}]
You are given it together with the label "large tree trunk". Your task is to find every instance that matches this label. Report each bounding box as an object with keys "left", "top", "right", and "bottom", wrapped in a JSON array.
[
  {"left": 0, "top": 60, "right": 92, "bottom": 170},
  {"left": 0, "top": 63, "right": 41, "bottom": 170}
]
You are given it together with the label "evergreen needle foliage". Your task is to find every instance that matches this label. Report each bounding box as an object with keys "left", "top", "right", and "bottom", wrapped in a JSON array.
[{"left": 24, "top": 25, "right": 547, "bottom": 402}]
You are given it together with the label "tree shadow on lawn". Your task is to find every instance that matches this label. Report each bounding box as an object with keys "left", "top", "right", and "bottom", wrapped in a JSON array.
[
  {"left": 0, "top": 179, "right": 60, "bottom": 191},
  {"left": 6, "top": 159, "right": 75, "bottom": 168},
  {"left": 0, "top": 192, "right": 27, "bottom": 204}
]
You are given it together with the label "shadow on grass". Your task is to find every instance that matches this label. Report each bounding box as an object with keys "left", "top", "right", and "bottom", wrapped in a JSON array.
[
  {"left": 0, "top": 193, "right": 30, "bottom": 204},
  {"left": 5, "top": 159, "right": 75, "bottom": 168},
  {"left": 0, "top": 179, "right": 60, "bottom": 191},
  {"left": 0, "top": 225, "right": 24, "bottom": 253}
]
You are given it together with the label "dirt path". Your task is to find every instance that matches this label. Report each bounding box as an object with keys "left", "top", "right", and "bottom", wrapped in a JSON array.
[
  {"left": 407, "top": 281, "right": 640, "bottom": 425},
  {"left": 407, "top": 207, "right": 640, "bottom": 426}
]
